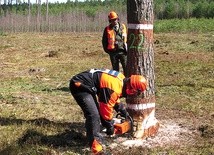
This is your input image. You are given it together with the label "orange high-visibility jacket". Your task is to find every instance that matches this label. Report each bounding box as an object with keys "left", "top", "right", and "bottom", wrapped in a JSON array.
[
  {"left": 102, "top": 23, "right": 127, "bottom": 53},
  {"left": 106, "top": 23, "right": 127, "bottom": 50},
  {"left": 71, "top": 69, "right": 125, "bottom": 120},
  {"left": 98, "top": 70, "right": 125, "bottom": 120}
]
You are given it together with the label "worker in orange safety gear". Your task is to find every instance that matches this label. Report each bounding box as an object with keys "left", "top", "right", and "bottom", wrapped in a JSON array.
[
  {"left": 102, "top": 11, "right": 128, "bottom": 76},
  {"left": 69, "top": 69, "right": 147, "bottom": 154}
]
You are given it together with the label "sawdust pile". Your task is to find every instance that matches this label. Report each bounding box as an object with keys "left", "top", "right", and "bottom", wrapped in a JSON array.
[{"left": 108, "top": 119, "right": 197, "bottom": 149}]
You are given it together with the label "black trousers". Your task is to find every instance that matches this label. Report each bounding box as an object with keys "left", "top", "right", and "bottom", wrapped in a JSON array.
[
  {"left": 69, "top": 81, "right": 103, "bottom": 147},
  {"left": 109, "top": 50, "right": 127, "bottom": 76}
]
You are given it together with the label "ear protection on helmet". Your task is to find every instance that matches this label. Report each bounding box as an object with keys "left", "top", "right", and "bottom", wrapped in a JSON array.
[{"left": 130, "top": 75, "right": 147, "bottom": 92}]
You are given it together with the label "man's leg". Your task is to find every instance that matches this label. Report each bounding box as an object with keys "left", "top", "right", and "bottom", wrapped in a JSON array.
[
  {"left": 118, "top": 53, "right": 127, "bottom": 76},
  {"left": 71, "top": 92, "right": 103, "bottom": 154},
  {"left": 109, "top": 53, "right": 119, "bottom": 71}
]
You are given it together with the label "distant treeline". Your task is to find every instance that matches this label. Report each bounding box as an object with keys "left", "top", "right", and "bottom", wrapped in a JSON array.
[
  {"left": 0, "top": 0, "right": 214, "bottom": 19},
  {"left": 0, "top": 0, "right": 214, "bottom": 33}
]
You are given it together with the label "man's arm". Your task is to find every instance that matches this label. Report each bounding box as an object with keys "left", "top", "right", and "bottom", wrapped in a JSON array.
[{"left": 102, "top": 27, "right": 109, "bottom": 53}]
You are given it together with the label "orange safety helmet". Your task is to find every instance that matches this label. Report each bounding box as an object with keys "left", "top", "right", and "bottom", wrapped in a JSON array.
[
  {"left": 108, "top": 11, "right": 118, "bottom": 20},
  {"left": 130, "top": 75, "right": 147, "bottom": 92}
]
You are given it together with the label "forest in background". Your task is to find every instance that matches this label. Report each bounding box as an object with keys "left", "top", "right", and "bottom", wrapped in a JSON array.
[{"left": 0, "top": 0, "right": 214, "bottom": 33}]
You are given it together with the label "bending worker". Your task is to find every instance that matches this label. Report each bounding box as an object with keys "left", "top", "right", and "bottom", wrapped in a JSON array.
[
  {"left": 69, "top": 68, "right": 148, "bottom": 154},
  {"left": 102, "top": 11, "right": 128, "bottom": 76}
]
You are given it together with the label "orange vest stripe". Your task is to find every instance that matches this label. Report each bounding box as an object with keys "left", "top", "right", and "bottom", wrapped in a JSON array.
[{"left": 106, "top": 24, "right": 127, "bottom": 50}]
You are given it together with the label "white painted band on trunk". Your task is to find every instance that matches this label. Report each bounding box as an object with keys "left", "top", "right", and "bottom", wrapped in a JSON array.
[
  {"left": 127, "top": 103, "right": 155, "bottom": 110},
  {"left": 128, "top": 23, "right": 153, "bottom": 30}
]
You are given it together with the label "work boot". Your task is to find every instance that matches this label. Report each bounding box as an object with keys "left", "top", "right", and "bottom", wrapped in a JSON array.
[{"left": 91, "top": 139, "right": 103, "bottom": 154}]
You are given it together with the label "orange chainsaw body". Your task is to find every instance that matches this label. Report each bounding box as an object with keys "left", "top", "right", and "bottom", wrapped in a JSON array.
[
  {"left": 114, "top": 116, "right": 133, "bottom": 135},
  {"left": 114, "top": 120, "right": 131, "bottom": 134}
]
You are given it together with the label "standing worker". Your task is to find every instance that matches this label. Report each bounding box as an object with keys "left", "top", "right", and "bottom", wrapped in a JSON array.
[
  {"left": 102, "top": 11, "right": 128, "bottom": 76},
  {"left": 69, "top": 68, "right": 148, "bottom": 154}
]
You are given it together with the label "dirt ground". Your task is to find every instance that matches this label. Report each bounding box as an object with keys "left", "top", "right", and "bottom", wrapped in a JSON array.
[{"left": 0, "top": 32, "right": 213, "bottom": 154}]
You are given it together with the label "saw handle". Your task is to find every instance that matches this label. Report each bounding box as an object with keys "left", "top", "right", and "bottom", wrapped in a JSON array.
[{"left": 116, "top": 110, "right": 129, "bottom": 119}]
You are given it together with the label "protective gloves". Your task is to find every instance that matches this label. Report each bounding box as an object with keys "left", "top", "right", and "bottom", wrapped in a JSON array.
[
  {"left": 100, "top": 118, "right": 114, "bottom": 136},
  {"left": 119, "top": 108, "right": 129, "bottom": 119},
  {"left": 114, "top": 103, "right": 129, "bottom": 119},
  {"left": 106, "top": 126, "right": 114, "bottom": 136}
]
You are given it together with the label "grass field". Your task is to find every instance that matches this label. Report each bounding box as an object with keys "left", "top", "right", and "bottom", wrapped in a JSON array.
[{"left": 0, "top": 32, "right": 214, "bottom": 154}]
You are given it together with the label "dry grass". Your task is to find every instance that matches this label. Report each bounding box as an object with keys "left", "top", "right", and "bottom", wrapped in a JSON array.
[{"left": 0, "top": 32, "right": 214, "bottom": 154}]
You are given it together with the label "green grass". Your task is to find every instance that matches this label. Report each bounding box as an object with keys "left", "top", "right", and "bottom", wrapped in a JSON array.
[
  {"left": 154, "top": 18, "right": 214, "bottom": 33},
  {"left": 0, "top": 31, "right": 214, "bottom": 154}
]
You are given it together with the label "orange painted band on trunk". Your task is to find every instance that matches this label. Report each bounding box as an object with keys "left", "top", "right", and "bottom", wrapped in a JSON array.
[
  {"left": 127, "top": 103, "right": 155, "bottom": 110},
  {"left": 128, "top": 24, "right": 153, "bottom": 30}
]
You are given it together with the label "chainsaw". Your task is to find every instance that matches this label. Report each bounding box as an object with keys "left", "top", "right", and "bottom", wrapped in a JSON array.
[{"left": 113, "top": 113, "right": 134, "bottom": 135}]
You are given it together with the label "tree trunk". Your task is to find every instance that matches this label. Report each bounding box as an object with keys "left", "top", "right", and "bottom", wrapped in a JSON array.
[
  {"left": 28, "top": 0, "right": 31, "bottom": 32},
  {"left": 46, "top": 0, "right": 49, "bottom": 31},
  {"left": 126, "top": 0, "right": 159, "bottom": 139},
  {"left": 15, "top": 0, "right": 18, "bottom": 14},
  {"left": 37, "top": 0, "right": 41, "bottom": 32},
  {"left": 3, "top": 0, "right": 7, "bottom": 16}
]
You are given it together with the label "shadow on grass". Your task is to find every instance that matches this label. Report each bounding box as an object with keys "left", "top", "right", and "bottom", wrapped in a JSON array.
[
  {"left": 55, "top": 87, "right": 70, "bottom": 92},
  {"left": 42, "top": 86, "right": 70, "bottom": 93},
  {"left": 0, "top": 117, "right": 87, "bottom": 154}
]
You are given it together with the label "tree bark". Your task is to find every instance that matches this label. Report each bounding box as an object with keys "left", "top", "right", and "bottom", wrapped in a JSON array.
[
  {"left": 46, "top": 0, "right": 49, "bottom": 31},
  {"left": 28, "top": 0, "right": 31, "bottom": 32},
  {"left": 37, "top": 0, "right": 41, "bottom": 31},
  {"left": 126, "top": 0, "right": 159, "bottom": 139}
]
